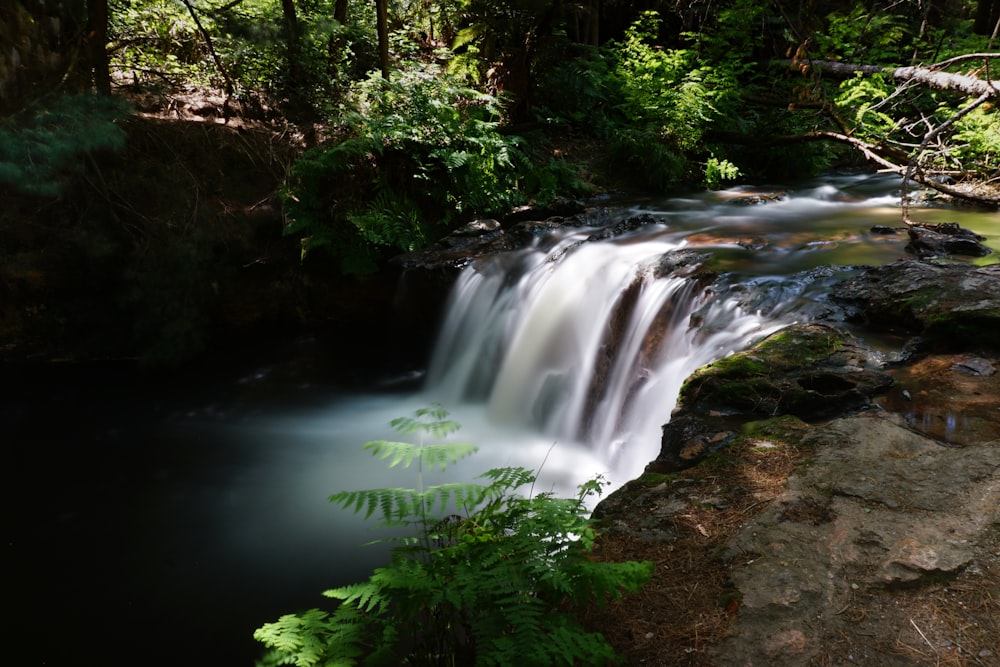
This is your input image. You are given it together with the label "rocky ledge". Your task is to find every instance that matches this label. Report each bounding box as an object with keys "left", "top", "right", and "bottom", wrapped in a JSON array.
[{"left": 592, "top": 258, "right": 1000, "bottom": 666}]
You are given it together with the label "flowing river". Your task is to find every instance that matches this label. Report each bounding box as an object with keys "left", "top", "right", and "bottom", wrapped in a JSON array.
[{"left": 7, "top": 173, "right": 1000, "bottom": 666}]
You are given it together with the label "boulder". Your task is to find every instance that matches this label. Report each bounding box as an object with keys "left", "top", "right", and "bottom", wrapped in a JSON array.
[
  {"left": 648, "top": 323, "right": 892, "bottom": 471},
  {"left": 905, "top": 221, "right": 992, "bottom": 258},
  {"left": 833, "top": 259, "right": 1000, "bottom": 350}
]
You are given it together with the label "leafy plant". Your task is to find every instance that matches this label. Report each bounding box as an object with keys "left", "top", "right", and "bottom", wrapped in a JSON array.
[
  {"left": 0, "top": 94, "right": 129, "bottom": 196},
  {"left": 284, "top": 61, "right": 590, "bottom": 273},
  {"left": 254, "top": 404, "right": 653, "bottom": 666},
  {"left": 704, "top": 156, "right": 741, "bottom": 189},
  {"left": 948, "top": 105, "right": 1000, "bottom": 173}
]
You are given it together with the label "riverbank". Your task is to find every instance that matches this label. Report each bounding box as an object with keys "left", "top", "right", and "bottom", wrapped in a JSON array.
[{"left": 586, "top": 267, "right": 1000, "bottom": 665}]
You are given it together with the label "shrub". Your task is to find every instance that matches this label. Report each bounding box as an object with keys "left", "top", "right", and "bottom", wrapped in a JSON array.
[
  {"left": 284, "top": 62, "right": 589, "bottom": 273},
  {"left": 0, "top": 94, "right": 128, "bottom": 197},
  {"left": 254, "top": 404, "right": 653, "bottom": 666}
]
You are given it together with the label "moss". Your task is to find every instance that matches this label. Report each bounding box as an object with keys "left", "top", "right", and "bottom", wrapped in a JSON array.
[
  {"left": 923, "top": 308, "right": 1000, "bottom": 349},
  {"left": 635, "top": 472, "right": 680, "bottom": 486},
  {"left": 703, "top": 353, "right": 768, "bottom": 377},
  {"left": 753, "top": 326, "right": 845, "bottom": 367},
  {"left": 900, "top": 285, "right": 940, "bottom": 315},
  {"left": 741, "top": 415, "right": 809, "bottom": 441}
]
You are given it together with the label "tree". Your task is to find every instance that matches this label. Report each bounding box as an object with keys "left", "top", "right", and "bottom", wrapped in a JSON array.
[
  {"left": 376, "top": 0, "right": 389, "bottom": 78},
  {"left": 974, "top": 0, "right": 1000, "bottom": 37},
  {"left": 87, "top": 0, "right": 112, "bottom": 95},
  {"left": 0, "top": 0, "right": 112, "bottom": 105},
  {"left": 772, "top": 54, "right": 1000, "bottom": 213}
]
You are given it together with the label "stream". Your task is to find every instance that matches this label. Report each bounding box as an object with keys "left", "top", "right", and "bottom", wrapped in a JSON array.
[{"left": 6, "top": 173, "right": 1000, "bottom": 666}]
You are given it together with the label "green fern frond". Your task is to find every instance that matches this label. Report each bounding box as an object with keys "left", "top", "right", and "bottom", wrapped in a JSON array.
[
  {"left": 253, "top": 609, "right": 333, "bottom": 667},
  {"left": 258, "top": 405, "right": 653, "bottom": 666}
]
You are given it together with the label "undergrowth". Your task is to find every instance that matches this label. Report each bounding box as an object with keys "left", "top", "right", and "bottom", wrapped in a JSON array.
[{"left": 254, "top": 404, "right": 653, "bottom": 666}]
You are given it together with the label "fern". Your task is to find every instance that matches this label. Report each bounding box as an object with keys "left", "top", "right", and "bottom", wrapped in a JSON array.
[{"left": 254, "top": 405, "right": 653, "bottom": 666}]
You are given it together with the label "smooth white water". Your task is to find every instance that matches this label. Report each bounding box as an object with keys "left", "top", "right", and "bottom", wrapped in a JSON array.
[
  {"left": 421, "top": 225, "right": 787, "bottom": 488},
  {"left": 243, "top": 175, "right": 939, "bottom": 514}
]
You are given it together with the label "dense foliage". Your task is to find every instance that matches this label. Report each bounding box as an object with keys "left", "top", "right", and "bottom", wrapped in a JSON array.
[
  {"left": 254, "top": 405, "right": 653, "bottom": 665},
  {"left": 285, "top": 62, "right": 587, "bottom": 273}
]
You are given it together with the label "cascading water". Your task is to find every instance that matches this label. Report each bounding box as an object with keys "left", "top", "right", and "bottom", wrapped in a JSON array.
[{"left": 420, "top": 220, "right": 810, "bottom": 488}]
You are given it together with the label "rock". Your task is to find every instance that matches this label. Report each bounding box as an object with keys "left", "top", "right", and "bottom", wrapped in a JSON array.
[
  {"left": 712, "top": 415, "right": 1000, "bottom": 666},
  {"left": 650, "top": 323, "right": 892, "bottom": 470},
  {"left": 833, "top": 260, "right": 1000, "bottom": 350},
  {"left": 502, "top": 196, "right": 588, "bottom": 224},
  {"left": 950, "top": 355, "right": 996, "bottom": 376},
  {"left": 725, "top": 191, "right": 788, "bottom": 206},
  {"left": 905, "top": 221, "right": 991, "bottom": 258},
  {"left": 870, "top": 224, "right": 899, "bottom": 235},
  {"left": 392, "top": 219, "right": 510, "bottom": 270}
]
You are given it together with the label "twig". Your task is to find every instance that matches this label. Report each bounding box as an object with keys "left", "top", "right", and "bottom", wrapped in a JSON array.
[
  {"left": 180, "top": 0, "right": 235, "bottom": 98},
  {"left": 909, "top": 618, "right": 939, "bottom": 666}
]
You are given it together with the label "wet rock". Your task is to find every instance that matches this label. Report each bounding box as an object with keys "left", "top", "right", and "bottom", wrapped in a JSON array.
[
  {"left": 502, "top": 196, "right": 588, "bottom": 224},
  {"left": 653, "top": 249, "right": 712, "bottom": 279},
  {"left": 650, "top": 323, "right": 892, "bottom": 471},
  {"left": 833, "top": 259, "right": 1000, "bottom": 350},
  {"left": 905, "top": 222, "right": 992, "bottom": 258},
  {"left": 726, "top": 191, "right": 788, "bottom": 206},
  {"left": 392, "top": 219, "right": 510, "bottom": 270},
  {"left": 950, "top": 355, "right": 996, "bottom": 376},
  {"left": 870, "top": 224, "right": 899, "bottom": 235},
  {"left": 503, "top": 208, "right": 620, "bottom": 248},
  {"left": 584, "top": 213, "right": 659, "bottom": 241}
]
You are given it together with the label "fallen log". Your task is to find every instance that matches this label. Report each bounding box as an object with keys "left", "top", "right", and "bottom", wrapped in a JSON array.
[{"left": 781, "top": 55, "right": 1000, "bottom": 99}]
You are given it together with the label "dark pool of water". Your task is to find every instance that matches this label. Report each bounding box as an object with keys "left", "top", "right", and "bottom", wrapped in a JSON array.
[{"left": 3, "top": 340, "right": 402, "bottom": 667}]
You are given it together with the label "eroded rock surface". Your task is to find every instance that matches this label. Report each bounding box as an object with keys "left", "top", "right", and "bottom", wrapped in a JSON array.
[{"left": 713, "top": 413, "right": 1000, "bottom": 666}]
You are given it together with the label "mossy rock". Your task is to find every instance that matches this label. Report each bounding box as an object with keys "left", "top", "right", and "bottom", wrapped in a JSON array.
[
  {"left": 678, "top": 323, "right": 889, "bottom": 419},
  {"left": 650, "top": 324, "right": 891, "bottom": 471},
  {"left": 833, "top": 260, "right": 1000, "bottom": 350}
]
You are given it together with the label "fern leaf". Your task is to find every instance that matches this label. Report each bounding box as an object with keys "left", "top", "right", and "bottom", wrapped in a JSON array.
[
  {"left": 419, "top": 442, "right": 479, "bottom": 470},
  {"left": 363, "top": 439, "right": 420, "bottom": 469}
]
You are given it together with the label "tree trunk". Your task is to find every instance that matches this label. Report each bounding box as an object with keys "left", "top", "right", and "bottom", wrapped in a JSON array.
[
  {"left": 281, "top": 0, "right": 305, "bottom": 89},
  {"left": 87, "top": 0, "right": 111, "bottom": 95},
  {"left": 334, "top": 0, "right": 347, "bottom": 25},
  {"left": 787, "top": 58, "right": 1000, "bottom": 99},
  {"left": 376, "top": 0, "right": 389, "bottom": 79}
]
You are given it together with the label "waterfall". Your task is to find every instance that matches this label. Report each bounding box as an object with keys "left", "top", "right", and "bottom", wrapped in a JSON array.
[{"left": 422, "top": 222, "right": 790, "bottom": 484}]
